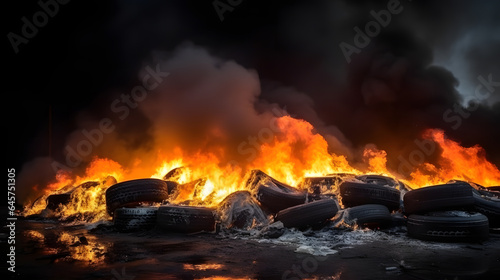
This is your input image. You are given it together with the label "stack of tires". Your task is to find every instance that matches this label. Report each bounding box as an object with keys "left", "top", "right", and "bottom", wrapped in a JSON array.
[
  {"left": 403, "top": 182, "right": 493, "bottom": 242},
  {"left": 254, "top": 172, "right": 405, "bottom": 230},
  {"left": 250, "top": 170, "right": 339, "bottom": 229},
  {"left": 338, "top": 175, "right": 403, "bottom": 229},
  {"left": 105, "top": 174, "right": 499, "bottom": 241},
  {"left": 106, "top": 178, "right": 217, "bottom": 233}
]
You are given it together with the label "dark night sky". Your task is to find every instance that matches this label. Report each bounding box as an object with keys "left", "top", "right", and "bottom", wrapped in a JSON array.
[{"left": 4, "top": 0, "right": 500, "bottom": 183}]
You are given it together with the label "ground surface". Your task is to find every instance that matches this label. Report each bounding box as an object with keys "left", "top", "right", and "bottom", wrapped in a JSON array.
[{"left": 3, "top": 220, "right": 500, "bottom": 280}]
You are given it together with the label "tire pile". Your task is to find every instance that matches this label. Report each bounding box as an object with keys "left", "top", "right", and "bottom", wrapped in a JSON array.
[
  {"left": 106, "top": 178, "right": 216, "bottom": 233},
  {"left": 404, "top": 182, "right": 499, "bottom": 242},
  {"left": 337, "top": 175, "right": 404, "bottom": 229},
  {"left": 104, "top": 170, "right": 500, "bottom": 244}
]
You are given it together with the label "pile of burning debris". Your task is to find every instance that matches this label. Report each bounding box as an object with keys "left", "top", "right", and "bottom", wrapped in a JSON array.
[{"left": 26, "top": 169, "right": 499, "bottom": 243}]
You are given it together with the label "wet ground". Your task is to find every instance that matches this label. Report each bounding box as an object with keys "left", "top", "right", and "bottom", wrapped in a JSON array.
[{"left": 3, "top": 220, "right": 500, "bottom": 280}]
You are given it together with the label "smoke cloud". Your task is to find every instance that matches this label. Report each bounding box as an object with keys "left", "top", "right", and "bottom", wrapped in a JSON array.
[{"left": 14, "top": 0, "right": 500, "bottom": 203}]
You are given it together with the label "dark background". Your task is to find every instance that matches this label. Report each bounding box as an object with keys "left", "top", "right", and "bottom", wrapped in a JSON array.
[{"left": 4, "top": 0, "right": 500, "bottom": 182}]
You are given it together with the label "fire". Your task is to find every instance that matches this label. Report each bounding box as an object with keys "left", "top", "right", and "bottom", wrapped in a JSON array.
[
  {"left": 251, "top": 116, "right": 359, "bottom": 186},
  {"left": 23, "top": 118, "right": 500, "bottom": 222},
  {"left": 57, "top": 232, "right": 106, "bottom": 264},
  {"left": 24, "top": 158, "right": 126, "bottom": 221},
  {"left": 75, "top": 157, "right": 124, "bottom": 183},
  {"left": 408, "top": 129, "right": 500, "bottom": 187},
  {"left": 46, "top": 158, "right": 123, "bottom": 222},
  {"left": 151, "top": 157, "right": 185, "bottom": 180},
  {"left": 46, "top": 171, "right": 73, "bottom": 193},
  {"left": 363, "top": 145, "right": 389, "bottom": 175}
]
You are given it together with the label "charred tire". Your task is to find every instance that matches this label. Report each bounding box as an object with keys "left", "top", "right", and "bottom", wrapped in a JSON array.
[
  {"left": 391, "top": 213, "right": 408, "bottom": 227},
  {"left": 164, "top": 180, "right": 179, "bottom": 195},
  {"left": 106, "top": 179, "right": 170, "bottom": 216},
  {"left": 407, "top": 212, "right": 489, "bottom": 242},
  {"left": 113, "top": 207, "right": 158, "bottom": 232},
  {"left": 217, "top": 191, "right": 268, "bottom": 229},
  {"left": 275, "top": 199, "right": 339, "bottom": 229},
  {"left": 473, "top": 194, "right": 500, "bottom": 227},
  {"left": 302, "top": 176, "right": 343, "bottom": 195},
  {"left": 488, "top": 186, "right": 500, "bottom": 192},
  {"left": 345, "top": 204, "right": 392, "bottom": 228},
  {"left": 157, "top": 205, "right": 216, "bottom": 233},
  {"left": 256, "top": 183, "right": 307, "bottom": 213},
  {"left": 403, "top": 183, "right": 474, "bottom": 215},
  {"left": 46, "top": 193, "right": 72, "bottom": 211},
  {"left": 339, "top": 181, "right": 400, "bottom": 211}
]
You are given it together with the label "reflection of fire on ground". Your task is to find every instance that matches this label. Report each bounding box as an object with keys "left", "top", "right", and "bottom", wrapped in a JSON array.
[
  {"left": 24, "top": 229, "right": 106, "bottom": 264},
  {"left": 57, "top": 232, "right": 106, "bottom": 264}
]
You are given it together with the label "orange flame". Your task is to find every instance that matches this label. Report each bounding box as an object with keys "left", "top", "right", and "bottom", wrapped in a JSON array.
[
  {"left": 363, "top": 145, "right": 389, "bottom": 175},
  {"left": 251, "top": 116, "right": 359, "bottom": 185},
  {"left": 408, "top": 129, "right": 500, "bottom": 187},
  {"left": 23, "top": 120, "right": 500, "bottom": 221}
]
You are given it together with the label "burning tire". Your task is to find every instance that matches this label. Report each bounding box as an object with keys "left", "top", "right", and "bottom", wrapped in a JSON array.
[
  {"left": 105, "top": 179, "right": 170, "bottom": 215},
  {"left": 407, "top": 211, "right": 489, "bottom": 242},
  {"left": 113, "top": 207, "right": 158, "bottom": 232},
  {"left": 256, "top": 182, "right": 307, "bottom": 213},
  {"left": 301, "top": 175, "right": 347, "bottom": 196},
  {"left": 473, "top": 193, "right": 500, "bottom": 227},
  {"left": 403, "top": 183, "right": 474, "bottom": 215},
  {"left": 355, "top": 175, "right": 399, "bottom": 188},
  {"left": 274, "top": 199, "right": 339, "bottom": 229},
  {"left": 345, "top": 204, "right": 392, "bottom": 228},
  {"left": 217, "top": 191, "right": 268, "bottom": 229},
  {"left": 339, "top": 181, "right": 401, "bottom": 211},
  {"left": 245, "top": 169, "right": 296, "bottom": 191},
  {"left": 156, "top": 205, "right": 216, "bottom": 233}
]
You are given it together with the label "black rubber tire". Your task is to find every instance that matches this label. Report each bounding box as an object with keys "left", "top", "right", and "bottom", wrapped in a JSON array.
[
  {"left": 164, "top": 180, "right": 179, "bottom": 195},
  {"left": 245, "top": 169, "right": 297, "bottom": 192},
  {"left": 482, "top": 188, "right": 500, "bottom": 197},
  {"left": 345, "top": 204, "right": 392, "bottom": 228},
  {"left": 162, "top": 167, "right": 186, "bottom": 181},
  {"left": 113, "top": 207, "right": 158, "bottom": 232},
  {"left": 156, "top": 205, "right": 216, "bottom": 233},
  {"left": 339, "top": 181, "right": 401, "bottom": 211},
  {"left": 407, "top": 212, "right": 489, "bottom": 242},
  {"left": 391, "top": 213, "right": 408, "bottom": 227},
  {"left": 105, "top": 179, "right": 170, "bottom": 216},
  {"left": 473, "top": 193, "right": 500, "bottom": 227},
  {"left": 355, "top": 175, "right": 398, "bottom": 188},
  {"left": 256, "top": 182, "right": 307, "bottom": 213},
  {"left": 46, "top": 193, "right": 72, "bottom": 211},
  {"left": 403, "top": 183, "right": 474, "bottom": 215},
  {"left": 275, "top": 199, "right": 339, "bottom": 229}
]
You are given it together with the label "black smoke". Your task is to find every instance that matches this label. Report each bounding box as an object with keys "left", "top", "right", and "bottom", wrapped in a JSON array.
[{"left": 6, "top": 0, "right": 500, "bottom": 203}]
